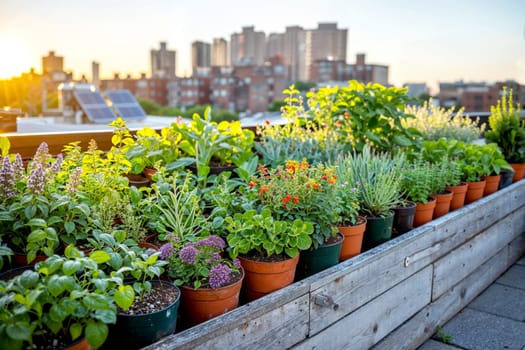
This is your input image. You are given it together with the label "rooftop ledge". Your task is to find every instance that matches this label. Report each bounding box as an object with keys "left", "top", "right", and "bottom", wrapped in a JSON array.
[{"left": 142, "top": 180, "right": 525, "bottom": 350}]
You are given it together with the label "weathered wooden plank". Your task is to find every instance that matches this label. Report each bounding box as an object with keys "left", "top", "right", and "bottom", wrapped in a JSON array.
[
  {"left": 144, "top": 282, "right": 310, "bottom": 350},
  {"left": 508, "top": 232, "right": 525, "bottom": 267},
  {"left": 294, "top": 265, "right": 432, "bottom": 350},
  {"left": 372, "top": 247, "right": 509, "bottom": 350},
  {"left": 307, "top": 187, "right": 525, "bottom": 335},
  {"left": 432, "top": 208, "right": 524, "bottom": 300}
]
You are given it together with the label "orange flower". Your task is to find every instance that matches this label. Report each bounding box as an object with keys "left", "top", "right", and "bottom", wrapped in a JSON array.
[
  {"left": 292, "top": 196, "right": 299, "bottom": 204},
  {"left": 258, "top": 185, "right": 268, "bottom": 196},
  {"left": 328, "top": 176, "right": 337, "bottom": 184},
  {"left": 344, "top": 111, "right": 350, "bottom": 119},
  {"left": 248, "top": 181, "right": 257, "bottom": 188}
]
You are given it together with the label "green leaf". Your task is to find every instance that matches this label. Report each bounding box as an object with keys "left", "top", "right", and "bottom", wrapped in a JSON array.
[
  {"left": 24, "top": 205, "right": 36, "bottom": 220},
  {"left": 69, "top": 322, "right": 83, "bottom": 341},
  {"left": 296, "top": 234, "right": 312, "bottom": 250},
  {"left": 26, "top": 218, "right": 47, "bottom": 227},
  {"left": 89, "top": 250, "right": 111, "bottom": 264},
  {"left": 83, "top": 294, "right": 110, "bottom": 310},
  {"left": 6, "top": 323, "right": 31, "bottom": 341},
  {"left": 63, "top": 260, "right": 82, "bottom": 275},
  {"left": 85, "top": 321, "right": 108, "bottom": 350},
  {"left": 114, "top": 285, "right": 135, "bottom": 310},
  {"left": 93, "top": 309, "right": 117, "bottom": 324},
  {"left": 64, "top": 221, "right": 75, "bottom": 234},
  {"left": 165, "top": 157, "right": 195, "bottom": 171}
]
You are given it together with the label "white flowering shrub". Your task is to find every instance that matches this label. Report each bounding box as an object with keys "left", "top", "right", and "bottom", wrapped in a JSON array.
[{"left": 404, "top": 100, "right": 485, "bottom": 142}]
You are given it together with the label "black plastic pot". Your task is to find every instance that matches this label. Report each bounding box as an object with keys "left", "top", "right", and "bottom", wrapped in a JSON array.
[
  {"left": 296, "top": 233, "right": 344, "bottom": 279},
  {"left": 499, "top": 168, "right": 515, "bottom": 190},
  {"left": 392, "top": 202, "right": 416, "bottom": 237},
  {"left": 104, "top": 280, "right": 181, "bottom": 350}
]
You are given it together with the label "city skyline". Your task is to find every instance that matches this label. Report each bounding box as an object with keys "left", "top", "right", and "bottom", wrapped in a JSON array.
[{"left": 1, "top": 0, "right": 524, "bottom": 93}]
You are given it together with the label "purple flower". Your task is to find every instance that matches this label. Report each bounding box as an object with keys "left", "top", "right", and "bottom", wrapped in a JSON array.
[
  {"left": 27, "top": 164, "right": 45, "bottom": 195},
  {"left": 0, "top": 157, "right": 15, "bottom": 198},
  {"left": 50, "top": 154, "right": 63, "bottom": 174},
  {"left": 196, "top": 235, "right": 225, "bottom": 250},
  {"left": 233, "top": 258, "right": 241, "bottom": 269},
  {"left": 159, "top": 242, "right": 174, "bottom": 259},
  {"left": 12, "top": 154, "right": 24, "bottom": 182},
  {"left": 179, "top": 244, "right": 198, "bottom": 265},
  {"left": 32, "top": 142, "right": 50, "bottom": 167},
  {"left": 66, "top": 167, "right": 82, "bottom": 195},
  {"left": 209, "top": 263, "right": 232, "bottom": 289}
]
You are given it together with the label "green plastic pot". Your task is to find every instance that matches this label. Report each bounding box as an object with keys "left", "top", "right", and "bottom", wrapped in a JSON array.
[
  {"left": 296, "top": 233, "right": 343, "bottom": 279},
  {"left": 363, "top": 211, "right": 394, "bottom": 251}
]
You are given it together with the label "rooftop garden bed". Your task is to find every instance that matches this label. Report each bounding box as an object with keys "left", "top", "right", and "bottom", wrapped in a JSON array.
[{"left": 0, "top": 82, "right": 524, "bottom": 349}]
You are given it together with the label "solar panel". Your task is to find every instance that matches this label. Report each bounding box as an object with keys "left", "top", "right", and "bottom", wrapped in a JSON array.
[
  {"left": 73, "top": 89, "right": 117, "bottom": 124},
  {"left": 105, "top": 90, "right": 147, "bottom": 121}
]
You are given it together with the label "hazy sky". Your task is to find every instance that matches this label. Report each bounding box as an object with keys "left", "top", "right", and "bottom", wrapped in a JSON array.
[{"left": 1, "top": 0, "right": 524, "bottom": 93}]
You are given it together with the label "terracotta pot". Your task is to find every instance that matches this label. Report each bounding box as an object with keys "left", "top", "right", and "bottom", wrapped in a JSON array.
[
  {"left": 338, "top": 216, "right": 367, "bottom": 261},
  {"left": 510, "top": 163, "right": 525, "bottom": 182},
  {"left": 180, "top": 269, "right": 244, "bottom": 327},
  {"left": 465, "top": 180, "right": 486, "bottom": 204},
  {"left": 482, "top": 174, "right": 501, "bottom": 196},
  {"left": 239, "top": 254, "right": 299, "bottom": 301},
  {"left": 64, "top": 337, "right": 91, "bottom": 350},
  {"left": 433, "top": 191, "right": 453, "bottom": 219},
  {"left": 446, "top": 182, "right": 468, "bottom": 211},
  {"left": 124, "top": 173, "right": 150, "bottom": 188},
  {"left": 413, "top": 197, "right": 436, "bottom": 227},
  {"left": 143, "top": 167, "right": 158, "bottom": 181}
]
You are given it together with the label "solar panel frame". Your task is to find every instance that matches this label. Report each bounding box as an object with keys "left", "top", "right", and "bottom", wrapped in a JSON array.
[
  {"left": 105, "top": 90, "right": 147, "bottom": 121},
  {"left": 73, "top": 89, "right": 117, "bottom": 124}
]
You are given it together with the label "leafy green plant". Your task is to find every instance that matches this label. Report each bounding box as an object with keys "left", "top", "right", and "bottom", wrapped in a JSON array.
[
  {"left": 170, "top": 107, "right": 255, "bottom": 186},
  {"left": 333, "top": 158, "right": 362, "bottom": 225},
  {"left": 225, "top": 209, "right": 313, "bottom": 259},
  {"left": 485, "top": 87, "right": 525, "bottom": 163},
  {"left": 299, "top": 81, "right": 421, "bottom": 153},
  {"left": 401, "top": 160, "right": 435, "bottom": 204},
  {"left": 0, "top": 246, "right": 136, "bottom": 350}
]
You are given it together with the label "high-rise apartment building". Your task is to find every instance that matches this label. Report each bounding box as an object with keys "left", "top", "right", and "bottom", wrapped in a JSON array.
[
  {"left": 283, "top": 26, "right": 306, "bottom": 81},
  {"left": 230, "top": 26, "right": 266, "bottom": 66},
  {"left": 266, "top": 33, "right": 284, "bottom": 60},
  {"left": 191, "top": 41, "right": 211, "bottom": 74},
  {"left": 150, "top": 41, "right": 176, "bottom": 78},
  {"left": 302, "top": 23, "right": 347, "bottom": 81},
  {"left": 42, "top": 51, "right": 64, "bottom": 75},
  {"left": 212, "top": 38, "right": 229, "bottom": 66}
]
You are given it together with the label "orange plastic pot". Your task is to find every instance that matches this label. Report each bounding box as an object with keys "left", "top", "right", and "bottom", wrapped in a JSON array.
[
  {"left": 239, "top": 254, "right": 299, "bottom": 301},
  {"left": 433, "top": 191, "right": 453, "bottom": 219},
  {"left": 482, "top": 174, "right": 501, "bottom": 196},
  {"left": 413, "top": 197, "right": 436, "bottom": 227},
  {"left": 465, "top": 180, "right": 486, "bottom": 204},
  {"left": 338, "top": 216, "right": 367, "bottom": 261},
  {"left": 510, "top": 163, "right": 525, "bottom": 182},
  {"left": 446, "top": 182, "right": 468, "bottom": 211},
  {"left": 180, "top": 269, "right": 243, "bottom": 327}
]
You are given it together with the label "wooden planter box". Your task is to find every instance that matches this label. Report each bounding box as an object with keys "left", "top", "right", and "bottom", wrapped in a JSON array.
[{"left": 146, "top": 180, "right": 525, "bottom": 350}]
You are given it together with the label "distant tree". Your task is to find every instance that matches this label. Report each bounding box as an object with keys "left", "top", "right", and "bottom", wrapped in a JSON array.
[
  {"left": 159, "top": 106, "right": 182, "bottom": 116},
  {"left": 267, "top": 100, "right": 286, "bottom": 112},
  {"left": 294, "top": 81, "right": 316, "bottom": 92},
  {"left": 138, "top": 98, "right": 162, "bottom": 115}
]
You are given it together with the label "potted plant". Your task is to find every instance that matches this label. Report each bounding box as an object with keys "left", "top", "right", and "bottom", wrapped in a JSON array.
[
  {"left": 484, "top": 87, "right": 525, "bottom": 182},
  {"left": 158, "top": 234, "right": 243, "bottom": 328},
  {"left": 0, "top": 245, "right": 136, "bottom": 350},
  {"left": 170, "top": 107, "right": 255, "bottom": 187},
  {"left": 224, "top": 208, "right": 313, "bottom": 301},
  {"left": 334, "top": 156, "right": 367, "bottom": 260},
  {"left": 478, "top": 143, "right": 513, "bottom": 195},
  {"left": 401, "top": 159, "right": 437, "bottom": 227},
  {"left": 0, "top": 144, "right": 69, "bottom": 264},
  {"left": 251, "top": 159, "right": 342, "bottom": 277},
  {"left": 344, "top": 146, "right": 405, "bottom": 250}
]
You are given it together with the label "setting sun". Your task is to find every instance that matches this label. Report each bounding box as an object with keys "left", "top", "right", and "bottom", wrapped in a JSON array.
[{"left": 0, "top": 35, "right": 33, "bottom": 79}]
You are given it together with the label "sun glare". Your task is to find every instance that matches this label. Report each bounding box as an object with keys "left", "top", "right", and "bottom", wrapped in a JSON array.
[{"left": 0, "top": 35, "right": 33, "bottom": 79}]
